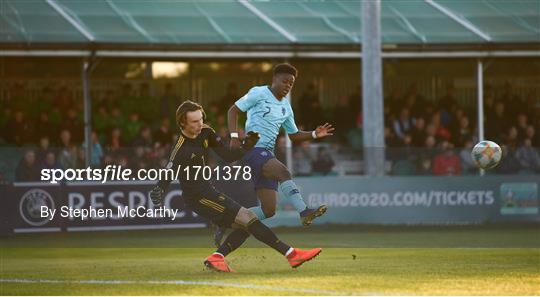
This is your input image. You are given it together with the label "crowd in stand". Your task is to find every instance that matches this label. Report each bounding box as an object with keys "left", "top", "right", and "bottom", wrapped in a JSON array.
[
  {"left": 1, "top": 81, "right": 539, "bottom": 182},
  {"left": 288, "top": 82, "right": 540, "bottom": 176}
]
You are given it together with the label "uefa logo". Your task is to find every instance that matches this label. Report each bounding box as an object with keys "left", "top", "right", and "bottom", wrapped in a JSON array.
[{"left": 19, "top": 189, "right": 55, "bottom": 227}]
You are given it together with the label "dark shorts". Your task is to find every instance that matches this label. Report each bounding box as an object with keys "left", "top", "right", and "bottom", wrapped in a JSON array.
[
  {"left": 242, "top": 147, "right": 278, "bottom": 191},
  {"left": 183, "top": 186, "right": 242, "bottom": 228}
]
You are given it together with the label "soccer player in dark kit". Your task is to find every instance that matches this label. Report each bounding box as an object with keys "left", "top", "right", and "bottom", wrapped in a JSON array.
[{"left": 149, "top": 100, "right": 321, "bottom": 272}]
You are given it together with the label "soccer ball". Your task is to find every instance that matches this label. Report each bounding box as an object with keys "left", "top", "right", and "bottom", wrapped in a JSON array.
[{"left": 471, "top": 140, "right": 502, "bottom": 169}]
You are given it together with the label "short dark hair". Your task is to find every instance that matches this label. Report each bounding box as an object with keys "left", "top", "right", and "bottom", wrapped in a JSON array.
[
  {"left": 176, "top": 100, "right": 205, "bottom": 128},
  {"left": 273, "top": 63, "right": 298, "bottom": 77}
]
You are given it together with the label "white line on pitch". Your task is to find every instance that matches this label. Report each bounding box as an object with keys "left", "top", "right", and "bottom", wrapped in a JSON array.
[{"left": 0, "top": 279, "right": 349, "bottom": 295}]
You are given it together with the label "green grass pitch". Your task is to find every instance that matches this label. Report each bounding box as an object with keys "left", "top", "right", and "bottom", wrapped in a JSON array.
[{"left": 1, "top": 225, "right": 539, "bottom": 295}]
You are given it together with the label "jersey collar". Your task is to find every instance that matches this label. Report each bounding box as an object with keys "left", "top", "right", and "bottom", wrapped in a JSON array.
[{"left": 266, "top": 85, "right": 285, "bottom": 103}]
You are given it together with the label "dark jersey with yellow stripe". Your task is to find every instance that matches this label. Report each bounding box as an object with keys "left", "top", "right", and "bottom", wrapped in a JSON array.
[{"left": 157, "top": 125, "right": 244, "bottom": 194}]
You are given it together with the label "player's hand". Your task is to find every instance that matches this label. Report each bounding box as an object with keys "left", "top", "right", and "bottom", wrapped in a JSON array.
[
  {"left": 315, "top": 123, "right": 335, "bottom": 138},
  {"left": 149, "top": 186, "right": 164, "bottom": 207},
  {"left": 242, "top": 131, "right": 260, "bottom": 150},
  {"left": 230, "top": 137, "right": 242, "bottom": 149}
]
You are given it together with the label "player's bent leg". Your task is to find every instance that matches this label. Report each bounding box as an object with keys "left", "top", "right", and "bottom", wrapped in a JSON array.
[
  {"left": 262, "top": 158, "right": 327, "bottom": 226},
  {"left": 234, "top": 208, "right": 291, "bottom": 254},
  {"left": 210, "top": 207, "right": 322, "bottom": 269}
]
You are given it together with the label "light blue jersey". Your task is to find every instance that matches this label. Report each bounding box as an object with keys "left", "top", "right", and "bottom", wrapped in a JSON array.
[{"left": 235, "top": 85, "right": 298, "bottom": 151}]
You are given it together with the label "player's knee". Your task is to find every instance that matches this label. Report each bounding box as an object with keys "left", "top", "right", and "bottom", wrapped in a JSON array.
[{"left": 262, "top": 205, "right": 276, "bottom": 218}]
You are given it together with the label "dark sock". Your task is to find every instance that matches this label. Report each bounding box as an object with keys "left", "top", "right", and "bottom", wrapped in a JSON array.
[
  {"left": 216, "top": 229, "right": 250, "bottom": 257},
  {"left": 246, "top": 218, "right": 291, "bottom": 255}
]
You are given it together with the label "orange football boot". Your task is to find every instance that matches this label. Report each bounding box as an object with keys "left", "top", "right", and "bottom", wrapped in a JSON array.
[
  {"left": 286, "top": 248, "right": 322, "bottom": 268},
  {"left": 204, "top": 253, "right": 235, "bottom": 272}
]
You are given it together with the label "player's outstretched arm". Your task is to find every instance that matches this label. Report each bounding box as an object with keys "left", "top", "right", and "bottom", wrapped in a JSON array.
[
  {"left": 289, "top": 123, "right": 335, "bottom": 142},
  {"left": 208, "top": 126, "right": 259, "bottom": 162}
]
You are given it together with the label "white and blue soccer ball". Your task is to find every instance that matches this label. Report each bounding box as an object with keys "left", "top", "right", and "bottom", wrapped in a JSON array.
[{"left": 471, "top": 140, "right": 502, "bottom": 170}]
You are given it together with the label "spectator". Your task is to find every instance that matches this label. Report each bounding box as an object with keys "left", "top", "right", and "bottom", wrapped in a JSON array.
[
  {"left": 107, "top": 127, "right": 123, "bottom": 153},
  {"left": 90, "top": 131, "right": 104, "bottom": 167},
  {"left": 432, "top": 141, "right": 461, "bottom": 176},
  {"left": 6, "top": 110, "right": 34, "bottom": 146},
  {"left": 58, "top": 145, "right": 79, "bottom": 169},
  {"left": 515, "top": 139, "right": 540, "bottom": 173},
  {"left": 516, "top": 113, "right": 529, "bottom": 143},
  {"left": 505, "top": 126, "right": 519, "bottom": 148},
  {"left": 410, "top": 117, "right": 426, "bottom": 147},
  {"left": 15, "top": 150, "right": 41, "bottom": 182},
  {"left": 73, "top": 146, "right": 86, "bottom": 169},
  {"left": 154, "top": 118, "right": 173, "bottom": 146},
  {"left": 392, "top": 108, "right": 413, "bottom": 140},
  {"left": 424, "top": 135, "right": 437, "bottom": 158},
  {"left": 132, "top": 125, "right": 153, "bottom": 148},
  {"left": 109, "top": 106, "right": 125, "bottom": 130},
  {"left": 452, "top": 116, "right": 472, "bottom": 147},
  {"left": 124, "top": 112, "right": 142, "bottom": 143},
  {"left": 431, "top": 111, "right": 451, "bottom": 141},
  {"left": 61, "top": 108, "right": 83, "bottom": 144},
  {"left": 58, "top": 130, "right": 78, "bottom": 170},
  {"left": 36, "top": 136, "right": 51, "bottom": 163},
  {"left": 525, "top": 125, "right": 538, "bottom": 147},
  {"left": 35, "top": 111, "right": 56, "bottom": 141},
  {"left": 459, "top": 140, "right": 476, "bottom": 174},
  {"left": 496, "top": 144, "right": 521, "bottom": 174},
  {"left": 312, "top": 147, "right": 335, "bottom": 176},
  {"left": 293, "top": 142, "right": 312, "bottom": 177},
  {"left": 93, "top": 105, "right": 110, "bottom": 135},
  {"left": 41, "top": 151, "right": 62, "bottom": 171}
]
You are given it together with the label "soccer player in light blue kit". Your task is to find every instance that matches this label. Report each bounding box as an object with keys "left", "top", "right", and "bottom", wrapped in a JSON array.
[{"left": 220, "top": 64, "right": 333, "bottom": 244}]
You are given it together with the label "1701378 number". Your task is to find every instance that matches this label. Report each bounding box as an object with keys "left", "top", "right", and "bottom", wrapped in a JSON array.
[{"left": 183, "top": 165, "right": 251, "bottom": 181}]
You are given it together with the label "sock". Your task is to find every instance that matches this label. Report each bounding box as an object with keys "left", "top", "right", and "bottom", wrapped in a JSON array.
[
  {"left": 246, "top": 218, "right": 290, "bottom": 255},
  {"left": 285, "top": 247, "right": 294, "bottom": 257},
  {"left": 216, "top": 229, "right": 250, "bottom": 257},
  {"left": 249, "top": 206, "right": 267, "bottom": 220},
  {"left": 279, "top": 180, "right": 307, "bottom": 213}
]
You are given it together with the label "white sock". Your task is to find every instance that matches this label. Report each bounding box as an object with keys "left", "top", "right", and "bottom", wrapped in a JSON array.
[
  {"left": 213, "top": 252, "right": 224, "bottom": 257},
  {"left": 285, "top": 247, "right": 294, "bottom": 256}
]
